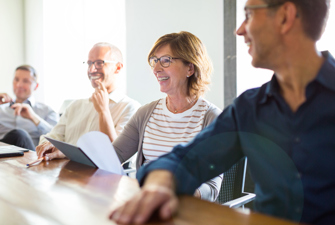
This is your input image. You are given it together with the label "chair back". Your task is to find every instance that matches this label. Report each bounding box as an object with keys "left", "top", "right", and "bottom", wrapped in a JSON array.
[{"left": 217, "top": 157, "right": 255, "bottom": 208}]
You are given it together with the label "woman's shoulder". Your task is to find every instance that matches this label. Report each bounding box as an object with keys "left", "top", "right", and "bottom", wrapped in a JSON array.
[
  {"left": 199, "top": 98, "right": 222, "bottom": 116},
  {"left": 132, "top": 99, "right": 161, "bottom": 119},
  {"left": 138, "top": 99, "right": 160, "bottom": 111},
  {"left": 199, "top": 98, "right": 222, "bottom": 126}
]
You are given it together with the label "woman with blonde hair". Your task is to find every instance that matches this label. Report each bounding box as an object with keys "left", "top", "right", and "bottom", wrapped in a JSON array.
[{"left": 113, "top": 31, "right": 222, "bottom": 201}]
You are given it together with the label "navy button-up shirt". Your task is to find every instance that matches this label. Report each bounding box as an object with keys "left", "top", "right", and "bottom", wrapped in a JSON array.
[{"left": 137, "top": 51, "right": 335, "bottom": 225}]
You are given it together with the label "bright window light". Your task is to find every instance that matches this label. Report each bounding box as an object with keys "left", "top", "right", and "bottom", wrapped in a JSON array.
[
  {"left": 42, "top": 0, "right": 126, "bottom": 112},
  {"left": 236, "top": 1, "right": 335, "bottom": 96}
]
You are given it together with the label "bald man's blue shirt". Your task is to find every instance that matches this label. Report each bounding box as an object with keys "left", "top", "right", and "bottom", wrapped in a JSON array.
[{"left": 137, "top": 51, "right": 335, "bottom": 225}]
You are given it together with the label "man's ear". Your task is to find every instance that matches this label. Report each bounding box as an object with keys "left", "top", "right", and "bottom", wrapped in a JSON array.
[
  {"left": 280, "top": 2, "right": 298, "bottom": 35},
  {"left": 34, "top": 82, "right": 39, "bottom": 91},
  {"left": 114, "top": 62, "right": 124, "bottom": 74}
]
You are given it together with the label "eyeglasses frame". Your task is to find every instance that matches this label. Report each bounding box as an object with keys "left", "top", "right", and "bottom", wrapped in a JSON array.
[
  {"left": 84, "top": 60, "right": 119, "bottom": 69},
  {"left": 149, "top": 56, "right": 181, "bottom": 68},
  {"left": 244, "top": 2, "right": 285, "bottom": 21}
]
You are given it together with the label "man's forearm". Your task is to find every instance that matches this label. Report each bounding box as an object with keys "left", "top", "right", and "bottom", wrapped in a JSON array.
[
  {"left": 31, "top": 115, "right": 41, "bottom": 126},
  {"left": 143, "top": 170, "right": 176, "bottom": 191},
  {"left": 99, "top": 110, "right": 117, "bottom": 142}
]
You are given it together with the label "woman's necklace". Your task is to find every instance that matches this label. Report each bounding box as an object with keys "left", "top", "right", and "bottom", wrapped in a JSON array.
[{"left": 166, "top": 96, "right": 197, "bottom": 113}]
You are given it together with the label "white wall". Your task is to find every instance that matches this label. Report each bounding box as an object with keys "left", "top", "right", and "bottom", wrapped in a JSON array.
[
  {"left": 0, "top": 0, "right": 25, "bottom": 97},
  {"left": 317, "top": 2, "right": 335, "bottom": 54},
  {"left": 236, "top": 0, "right": 272, "bottom": 97},
  {"left": 24, "top": 0, "right": 44, "bottom": 103},
  {"left": 125, "top": 0, "right": 224, "bottom": 109},
  {"left": 23, "top": 0, "right": 127, "bottom": 112},
  {"left": 236, "top": 0, "right": 335, "bottom": 96}
]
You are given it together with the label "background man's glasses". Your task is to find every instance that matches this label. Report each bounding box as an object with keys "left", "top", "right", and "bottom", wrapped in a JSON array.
[
  {"left": 149, "top": 56, "right": 181, "bottom": 68},
  {"left": 83, "top": 60, "right": 118, "bottom": 69},
  {"left": 244, "top": 2, "right": 284, "bottom": 21}
]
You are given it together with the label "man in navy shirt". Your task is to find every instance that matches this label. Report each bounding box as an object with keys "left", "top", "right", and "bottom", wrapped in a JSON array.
[{"left": 110, "top": 0, "right": 333, "bottom": 224}]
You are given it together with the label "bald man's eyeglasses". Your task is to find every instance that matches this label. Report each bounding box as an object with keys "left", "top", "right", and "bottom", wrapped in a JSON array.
[{"left": 84, "top": 60, "right": 118, "bottom": 69}]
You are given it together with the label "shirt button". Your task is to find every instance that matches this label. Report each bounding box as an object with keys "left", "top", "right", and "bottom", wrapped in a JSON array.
[
  {"left": 294, "top": 137, "right": 301, "bottom": 143},
  {"left": 296, "top": 173, "right": 301, "bottom": 179},
  {"left": 295, "top": 207, "right": 301, "bottom": 213}
]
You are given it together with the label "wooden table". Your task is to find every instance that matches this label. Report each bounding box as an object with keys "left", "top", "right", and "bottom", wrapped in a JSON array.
[{"left": 0, "top": 143, "right": 300, "bottom": 225}]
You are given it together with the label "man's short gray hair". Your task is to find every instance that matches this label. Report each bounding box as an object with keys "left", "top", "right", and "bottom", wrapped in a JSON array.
[
  {"left": 93, "top": 42, "right": 123, "bottom": 63},
  {"left": 15, "top": 65, "right": 38, "bottom": 82}
]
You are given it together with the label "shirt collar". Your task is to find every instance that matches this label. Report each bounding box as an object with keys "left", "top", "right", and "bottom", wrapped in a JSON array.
[
  {"left": 313, "top": 51, "right": 335, "bottom": 92},
  {"left": 11, "top": 96, "right": 34, "bottom": 107},
  {"left": 26, "top": 96, "right": 35, "bottom": 107},
  {"left": 88, "top": 88, "right": 125, "bottom": 103},
  {"left": 259, "top": 51, "right": 335, "bottom": 104},
  {"left": 109, "top": 88, "right": 126, "bottom": 103},
  {"left": 259, "top": 75, "right": 278, "bottom": 104}
]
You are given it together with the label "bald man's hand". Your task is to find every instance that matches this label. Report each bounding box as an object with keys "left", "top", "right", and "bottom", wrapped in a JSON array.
[
  {"left": 91, "top": 81, "right": 110, "bottom": 114},
  {"left": 36, "top": 141, "right": 65, "bottom": 161}
]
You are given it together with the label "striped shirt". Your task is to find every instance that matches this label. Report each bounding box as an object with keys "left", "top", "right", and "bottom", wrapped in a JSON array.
[{"left": 143, "top": 97, "right": 209, "bottom": 164}]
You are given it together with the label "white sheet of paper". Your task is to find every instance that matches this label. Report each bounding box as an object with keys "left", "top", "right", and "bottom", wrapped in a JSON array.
[{"left": 77, "top": 131, "right": 125, "bottom": 175}]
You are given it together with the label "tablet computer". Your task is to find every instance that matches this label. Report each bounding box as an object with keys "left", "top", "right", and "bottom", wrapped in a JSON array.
[
  {"left": 0, "top": 147, "right": 24, "bottom": 158},
  {"left": 0, "top": 145, "right": 29, "bottom": 152},
  {"left": 44, "top": 136, "right": 97, "bottom": 168}
]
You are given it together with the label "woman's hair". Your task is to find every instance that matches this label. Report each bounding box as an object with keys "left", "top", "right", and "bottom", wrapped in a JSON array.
[{"left": 148, "top": 31, "right": 213, "bottom": 98}]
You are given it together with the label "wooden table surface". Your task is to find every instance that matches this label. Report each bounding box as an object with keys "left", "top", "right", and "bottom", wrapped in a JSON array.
[{"left": 0, "top": 143, "right": 301, "bottom": 225}]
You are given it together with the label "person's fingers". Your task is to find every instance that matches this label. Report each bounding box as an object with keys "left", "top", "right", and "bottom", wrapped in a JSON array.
[
  {"left": 36, "top": 142, "right": 53, "bottom": 158},
  {"left": 97, "top": 80, "right": 108, "bottom": 93},
  {"left": 110, "top": 187, "right": 172, "bottom": 224},
  {"left": 134, "top": 186, "right": 175, "bottom": 224},
  {"left": 44, "top": 149, "right": 64, "bottom": 161},
  {"left": 11, "top": 104, "right": 24, "bottom": 116},
  {"left": 131, "top": 192, "right": 169, "bottom": 224},
  {"left": 10, "top": 103, "right": 18, "bottom": 110},
  {"left": 10, "top": 103, "right": 20, "bottom": 108},
  {"left": 14, "top": 105, "right": 22, "bottom": 116},
  {"left": 96, "top": 80, "right": 103, "bottom": 90},
  {"left": 159, "top": 196, "right": 178, "bottom": 220},
  {"left": 91, "top": 92, "right": 97, "bottom": 101},
  {"left": 0, "top": 93, "right": 12, "bottom": 103},
  {"left": 36, "top": 143, "right": 47, "bottom": 158},
  {"left": 110, "top": 195, "right": 142, "bottom": 224},
  {"left": 93, "top": 85, "right": 106, "bottom": 101}
]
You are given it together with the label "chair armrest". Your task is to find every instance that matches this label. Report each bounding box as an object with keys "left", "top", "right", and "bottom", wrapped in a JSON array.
[{"left": 222, "top": 192, "right": 256, "bottom": 208}]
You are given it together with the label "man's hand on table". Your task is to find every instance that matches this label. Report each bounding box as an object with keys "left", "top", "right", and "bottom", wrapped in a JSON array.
[
  {"left": 36, "top": 141, "right": 65, "bottom": 160},
  {"left": 109, "top": 170, "right": 178, "bottom": 224}
]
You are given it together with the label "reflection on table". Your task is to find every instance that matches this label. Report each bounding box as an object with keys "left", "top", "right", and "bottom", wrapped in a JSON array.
[{"left": 0, "top": 142, "right": 302, "bottom": 225}]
